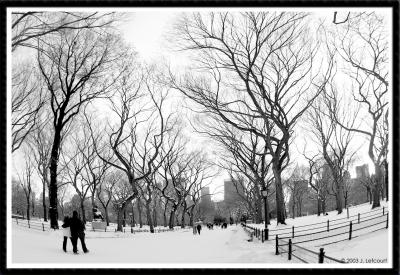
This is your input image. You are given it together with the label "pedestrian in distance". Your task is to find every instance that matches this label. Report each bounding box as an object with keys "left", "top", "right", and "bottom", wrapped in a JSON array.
[
  {"left": 196, "top": 224, "right": 202, "bottom": 235},
  {"left": 61, "top": 216, "right": 73, "bottom": 252},
  {"left": 70, "top": 210, "right": 89, "bottom": 254}
]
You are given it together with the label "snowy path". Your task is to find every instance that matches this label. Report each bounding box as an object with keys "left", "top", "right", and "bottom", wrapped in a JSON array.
[{"left": 11, "top": 224, "right": 287, "bottom": 265}]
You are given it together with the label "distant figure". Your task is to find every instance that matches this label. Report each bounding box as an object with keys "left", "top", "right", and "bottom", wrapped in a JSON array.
[
  {"left": 61, "top": 216, "right": 73, "bottom": 252},
  {"left": 196, "top": 224, "right": 202, "bottom": 235},
  {"left": 70, "top": 211, "right": 89, "bottom": 254}
]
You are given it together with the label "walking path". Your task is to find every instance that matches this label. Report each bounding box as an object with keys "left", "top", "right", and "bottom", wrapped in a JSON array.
[{"left": 11, "top": 223, "right": 286, "bottom": 265}]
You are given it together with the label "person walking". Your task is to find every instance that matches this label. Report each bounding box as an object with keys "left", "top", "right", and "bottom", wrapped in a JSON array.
[
  {"left": 70, "top": 210, "right": 89, "bottom": 254},
  {"left": 61, "top": 216, "right": 73, "bottom": 252},
  {"left": 196, "top": 224, "right": 202, "bottom": 235}
]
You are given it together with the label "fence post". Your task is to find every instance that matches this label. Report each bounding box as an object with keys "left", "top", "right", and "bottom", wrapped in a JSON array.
[
  {"left": 131, "top": 227, "right": 133, "bottom": 233},
  {"left": 383, "top": 207, "right": 385, "bottom": 216},
  {"left": 349, "top": 221, "right": 353, "bottom": 240},
  {"left": 319, "top": 248, "right": 325, "bottom": 263},
  {"left": 266, "top": 228, "right": 269, "bottom": 241},
  {"left": 358, "top": 213, "right": 360, "bottom": 224},
  {"left": 42, "top": 223, "right": 44, "bottom": 231},
  {"left": 105, "top": 227, "right": 107, "bottom": 232},
  {"left": 292, "top": 226, "right": 294, "bottom": 238},
  {"left": 288, "top": 239, "right": 292, "bottom": 260},
  {"left": 16, "top": 218, "right": 18, "bottom": 225},
  {"left": 327, "top": 220, "right": 329, "bottom": 232},
  {"left": 347, "top": 207, "right": 349, "bottom": 218},
  {"left": 386, "top": 213, "right": 389, "bottom": 229},
  {"left": 262, "top": 230, "right": 264, "bottom": 243},
  {"left": 275, "top": 235, "right": 279, "bottom": 255},
  {"left": 28, "top": 220, "right": 30, "bottom": 228}
]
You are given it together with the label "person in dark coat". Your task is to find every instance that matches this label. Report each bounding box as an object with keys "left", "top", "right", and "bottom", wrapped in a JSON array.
[
  {"left": 61, "top": 216, "right": 73, "bottom": 252},
  {"left": 70, "top": 210, "right": 89, "bottom": 254},
  {"left": 196, "top": 224, "right": 202, "bottom": 235}
]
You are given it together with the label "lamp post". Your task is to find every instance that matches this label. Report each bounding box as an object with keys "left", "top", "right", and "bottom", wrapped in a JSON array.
[{"left": 262, "top": 188, "right": 269, "bottom": 229}]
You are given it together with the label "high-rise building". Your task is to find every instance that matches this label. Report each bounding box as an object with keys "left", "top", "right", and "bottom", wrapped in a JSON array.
[
  {"left": 356, "top": 164, "right": 370, "bottom": 179},
  {"left": 224, "top": 179, "right": 245, "bottom": 205}
]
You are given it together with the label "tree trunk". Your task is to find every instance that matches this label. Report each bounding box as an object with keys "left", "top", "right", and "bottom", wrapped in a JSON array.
[
  {"left": 181, "top": 205, "right": 187, "bottom": 228},
  {"left": 189, "top": 207, "right": 194, "bottom": 226},
  {"left": 292, "top": 196, "right": 295, "bottom": 219},
  {"left": 26, "top": 196, "right": 31, "bottom": 220},
  {"left": 129, "top": 203, "right": 135, "bottom": 227},
  {"left": 105, "top": 207, "right": 109, "bottom": 226},
  {"left": 272, "top": 166, "right": 286, "bottom": 224},
  {"left": 137, "top": 199, "right": 143, "bottom": 228},
  {"left": 317, "top": 197, "right": 321, "bottom": 216},
  {"left": 163, "top": 204, "right": 168, "bottom": 227},
  {"left": 145, "top": 201, "right": 154, "bottom": 233},
  {"left": 384, "top": 161, "right": 388, "bottom": 201},
  {"left": 42, "top": 185, "right": 47, "bottom": 222},
  {"left": 80, "top": 200, "right": 86, "bottom": 224},
  {"left": 153, "top": 201, "right": 158, "bottom": 228},
  {"left": 169, "top": 207, "right": 176, "bottom": 229},
  {"left": 335, "top": 179, "right": 344, "bottom": 214},
  {"left": 321, "top": 198, "right": 326, "bottom": 214},
  {"left": 116, "top": 206, "right": 124, "bottom": 232},
  {"left": 371, "top": 164, "right": 382, "bottom": 208},
  {"left": 49, "top": 126, "right": 63, "bottom": 229},
  {"left": 122, "top": 209, "right": 126, "bottom": 227}
]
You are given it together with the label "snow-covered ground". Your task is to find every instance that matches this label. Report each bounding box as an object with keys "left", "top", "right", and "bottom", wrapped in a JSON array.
[
  {"left": 247, "top": 201, "right": 389, "bottom": 230},
  {"left": 9, "top": 201, "right": 390, "bottom": 267},
  {"left": 11, "top": 223, "right": 288, "bottom": 266}
]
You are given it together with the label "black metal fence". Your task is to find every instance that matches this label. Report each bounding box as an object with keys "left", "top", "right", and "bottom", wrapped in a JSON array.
[
  {"left": 242, "top": 206, "right": 388, "bottom": 242},
  {"left": 276, "top": 237, "right": 346, "bottom": 263},
  {"left": 13, "top": 217, "right": 184, "bottom": 234}
]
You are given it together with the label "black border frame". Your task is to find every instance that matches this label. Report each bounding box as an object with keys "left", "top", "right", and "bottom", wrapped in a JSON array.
[{"left": 0, "top": 1, "right": 398, "bottom": 275}]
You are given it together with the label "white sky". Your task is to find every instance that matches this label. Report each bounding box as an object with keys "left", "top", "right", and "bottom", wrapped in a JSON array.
[
  {"left": 9, "top": 8, "right": 393, "bottom": 202},
  {"left": 115, "top": 8, "right": 391, "bottom": 200}
]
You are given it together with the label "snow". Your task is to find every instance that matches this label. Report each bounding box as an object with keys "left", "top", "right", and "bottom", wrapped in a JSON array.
[
  {"left": 248, "top": 201, "right": 389, "bottom": 230},
  {"left": 9, "top": 201, "right": 390, "bottom": 267},
  {"left": 11, "top": 223, "right": 288, "bottom": 266}
]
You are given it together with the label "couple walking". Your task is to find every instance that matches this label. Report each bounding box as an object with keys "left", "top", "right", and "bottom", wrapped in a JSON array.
[{"left": 62, "top": 211, "right": 89, "bottom": 254}]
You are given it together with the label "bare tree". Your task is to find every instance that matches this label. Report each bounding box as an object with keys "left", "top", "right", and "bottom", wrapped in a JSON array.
[
  {"left": 97, "top": 169, "right": 121, "bottom": 226},
  {"left": 157, "top": 136, "right": 193, "bottom": 229},
  {"left": 332, "top": 12, "right": 388, "bottom": 208},
  {"left": 15, "top": 151, "right": 35, "bottom": 220},
  {"left": 28, "top": 119, "right": 52, "bottom": 221},
  {"left": 36, "top": 27, "right": 122, "bottom": 228},
  {"left": 208, "top": 120, "right": 275, "bottom": 224},
  {"left": 307, "top": 88, "right": 357, "bottom": 214},
  {"left": 12, "top": 64, "right": 45, "bottom": 152},
  {"left": 61, "top": 133, "right": 92, "bottom": 224},
  {"left": 12, "top": 12, "right": 118, "bottom": 51},
  {"left": 89, "top": 63, "right": 173, "bottom": 231},
  {"left": 171, "top": 12, "right": 333, "bottom": 224},
  {"left": 302, "top": 153, "right": 328, "bottom": 216}
]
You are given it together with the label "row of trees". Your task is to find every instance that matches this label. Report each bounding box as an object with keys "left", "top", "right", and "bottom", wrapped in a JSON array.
[
  {"left": 170, "top": 11, "right": 389, "bottom": 224},
  {"left": 11, "top": 11, "right": 389, "bottom": 229}
]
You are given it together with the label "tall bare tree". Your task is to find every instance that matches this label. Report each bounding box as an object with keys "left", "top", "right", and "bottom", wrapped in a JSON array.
[
  {"left": 36, "top": 27, "right": 122, "bottom": 228},
  {"left": 307, "top": 88, "right": 357, "bottom": 214},
  {"left": 89, "top": 63, "right": 173, "bottom": 231},
  {"left": 15, "top": 148, "right": 35, "bottom": 220},
  {"left": 171, "top": 12, "right": 333, "bottom": 224},
  {"left": 332, "top": 12, "right": 388, "bottom": 208}
]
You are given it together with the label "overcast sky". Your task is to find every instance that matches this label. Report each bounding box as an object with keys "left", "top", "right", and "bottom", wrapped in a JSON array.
[{"left": 10, "top": 7, "right": 392, "bottom": 201}]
